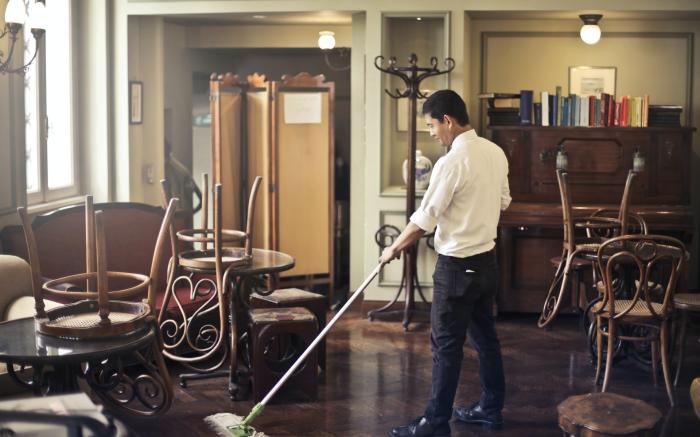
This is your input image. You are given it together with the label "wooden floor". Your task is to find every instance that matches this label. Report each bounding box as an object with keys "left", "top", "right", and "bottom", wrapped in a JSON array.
[{"left": 122, "top": 310, "right": 699, "bottom": 436}]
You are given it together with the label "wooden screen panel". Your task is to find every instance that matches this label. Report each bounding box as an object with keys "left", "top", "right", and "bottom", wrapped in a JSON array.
[
  {"left": 247, "top": 88, "right": 272, "bottom": 249},
  {"left": 217, "top": 90, "right": 242, "bottom": 232},
  {"left": 276, "top": 90, "right": 331, "bottom": 277}
]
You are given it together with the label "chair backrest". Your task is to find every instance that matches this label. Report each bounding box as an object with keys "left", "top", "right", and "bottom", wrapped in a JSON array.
[
  {"left": 17, "top": 197, "right": 177, "bottom": 317},
  {"left": 555, "top": 169, "right": 576, "bottom": 251},
  {"left": 3, "top": 202, "right": 184, "bottom": 296},
  {"left": 617, "top": 170, "right": 636, "bottom": 235},
  {"left": 596, "top": 234, "right": 685, "bottom": 320}
]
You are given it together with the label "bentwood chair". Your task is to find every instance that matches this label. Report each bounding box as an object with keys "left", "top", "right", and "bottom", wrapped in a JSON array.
[
  {"left": 538, "top": 169, "right": 646, "bottom": 328},
  {"left": 17, "top": 196, "right": 177, "bottom": 415},
  {"left": 157, "top": 175, "right": 262, "bottom": 385},
  {"left": 593, "top": 234, "right": 686, "bottom": 406}
]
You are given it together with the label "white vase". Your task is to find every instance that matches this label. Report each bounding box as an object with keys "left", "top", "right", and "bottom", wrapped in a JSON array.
[{"left": 402, "top": 150, "right": 433, "bottom": 190}]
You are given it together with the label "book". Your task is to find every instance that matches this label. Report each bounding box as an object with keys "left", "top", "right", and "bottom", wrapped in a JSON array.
[
  {"left": 549, "top": 94, "right": 557, "bottom": 126},
  {"left": 534, "top": 102, "right": 542, "bottom": 126},
  {"left": 556, "top": 86, "right": 562, "bottom": 126},
  {"left": 541, "top": 91, "right": 549, "bottom": 126},
  {"left": 520, "top": 90, "right": 533, "bottom": 125}
]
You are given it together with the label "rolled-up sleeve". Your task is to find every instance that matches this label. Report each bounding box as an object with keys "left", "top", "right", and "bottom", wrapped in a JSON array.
[{"left": 410, "top": 160, "right": 459, "bottom": 232}]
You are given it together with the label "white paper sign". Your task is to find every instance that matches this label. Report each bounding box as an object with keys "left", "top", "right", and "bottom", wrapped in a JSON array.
[{"left": 284, "top": 93, "right": 322, "bottom": 124}]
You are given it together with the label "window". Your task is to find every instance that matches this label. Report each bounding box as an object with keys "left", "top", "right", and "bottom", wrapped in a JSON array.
[{"left": 25, "top": 0, "right": 78, "bottom": 204}]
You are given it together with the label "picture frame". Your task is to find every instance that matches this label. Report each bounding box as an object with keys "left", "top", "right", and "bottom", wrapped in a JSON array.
[
  {"left": 568, "top": 66, "right": 616, "bottom": 96},
  {"left": 129, "top": 81, "right": 143, "bottom": 124},
  {"left": 397, "top": 90, "right": 431, "bottom": 132}
]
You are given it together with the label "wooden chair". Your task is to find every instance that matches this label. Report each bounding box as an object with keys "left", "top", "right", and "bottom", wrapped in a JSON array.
[
  {"left": 157, "top": 175, "right": 262, "bottom": 384},
  {"left": 538, "top": 169, "right": 646, "bottom": 328},
  {"left": 672, "top": 291, "right": 700, "bottom": 386},
  {"left": 593, "top": 234, "right": 686, "bottom": 406},
  {"left": 17, "top": 196, "right": 177, "bottom": 415}
]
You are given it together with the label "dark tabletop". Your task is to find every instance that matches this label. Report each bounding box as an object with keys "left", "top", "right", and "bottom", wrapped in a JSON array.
[
  {"left": 232, "top": 248, "right": 295, "bottom": 275},
  {"left": 0, "top": 317, "right": 155, "bottom": 364}
]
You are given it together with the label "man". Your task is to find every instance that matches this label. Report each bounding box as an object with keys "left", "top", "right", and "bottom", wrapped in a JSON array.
[{"left": 381, "top": 90, "right": 511, "bottom": 437}]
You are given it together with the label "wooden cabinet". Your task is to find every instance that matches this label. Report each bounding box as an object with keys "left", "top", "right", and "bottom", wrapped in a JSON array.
[{"left": 490, "top": 126, "right": 694, "bottom": 313}]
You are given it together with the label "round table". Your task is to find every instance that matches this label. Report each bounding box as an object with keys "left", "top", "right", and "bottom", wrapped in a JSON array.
[{"left": 0, "top": 317, "right": 172, "bottom": 416}]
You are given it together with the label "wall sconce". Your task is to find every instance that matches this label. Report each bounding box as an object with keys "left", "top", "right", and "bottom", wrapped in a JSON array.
[
  {"left": 633, "top": 147, "right": 645, "bottom": 172},
  {"left": 1, "top": 0, "right": 46, "bottom": 75},
  {"left": 318, "top": 30, "right": 350, "bottom": 72},
  {"left": 556, "top": 145, "right": 568, "bottom": 171},
  {"left": 579, "top": 14, "right": 602, "bottom": 45}
]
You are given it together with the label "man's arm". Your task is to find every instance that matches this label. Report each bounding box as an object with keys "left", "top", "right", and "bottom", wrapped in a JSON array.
[{"left": 379, "top": 222, "right": 426, "bottom": 264}]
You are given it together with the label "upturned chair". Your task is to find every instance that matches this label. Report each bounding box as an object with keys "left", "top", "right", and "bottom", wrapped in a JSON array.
[
  {"left": 157, "top": 174, "right": 262, "bottom": 386},
  {"left": 17, "top": 196, "right": 177, "bottom": 415},
  {"left": 593, "top": 234, "right": 686, "bottom": 406},
  {"left": 538, "top": 169, "right": 646, "bottom": 328}
]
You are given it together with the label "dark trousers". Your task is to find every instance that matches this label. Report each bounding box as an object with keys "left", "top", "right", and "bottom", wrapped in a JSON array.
[{"left": 424, "top": 249, "right": 505, "bottom": 428}]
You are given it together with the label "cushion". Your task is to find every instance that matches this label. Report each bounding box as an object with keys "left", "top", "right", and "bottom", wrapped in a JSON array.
[
  {"left": 251, "top": 288, "right": 324, "bottom": 305},
  {"left": 249, "top": 307, "right": 316, "bottom": 324}
]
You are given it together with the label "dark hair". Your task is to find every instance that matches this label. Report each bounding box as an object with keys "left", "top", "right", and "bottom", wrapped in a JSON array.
[{"left": 421, "top": 89, "right": 469, "bottom": 126}]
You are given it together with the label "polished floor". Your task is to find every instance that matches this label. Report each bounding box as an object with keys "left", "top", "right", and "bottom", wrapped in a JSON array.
[{"left": 122, "top": 310, "right": 699, "bottom": 436}]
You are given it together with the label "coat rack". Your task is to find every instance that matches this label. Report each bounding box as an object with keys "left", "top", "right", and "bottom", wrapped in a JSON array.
[{"left": 369, "top": 53, "right": 454, "bottom": 330}]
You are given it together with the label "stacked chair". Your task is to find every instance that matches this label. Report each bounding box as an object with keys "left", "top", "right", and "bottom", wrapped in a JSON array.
[{"left": 18, "top": 196, "right": 177, "bottom": 416}]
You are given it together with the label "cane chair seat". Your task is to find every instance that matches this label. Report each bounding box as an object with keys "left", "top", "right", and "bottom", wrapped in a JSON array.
[
  {"left": 592, "top": 299, "right": 664, "bottom": 319},
  {"left": 255, "top": 288, "right": 324, "bottom": 303}
]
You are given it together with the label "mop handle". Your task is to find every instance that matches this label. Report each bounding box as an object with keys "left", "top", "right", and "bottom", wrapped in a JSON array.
[{"left": 259, "top": 262, "right": 385, "bottom": 406}]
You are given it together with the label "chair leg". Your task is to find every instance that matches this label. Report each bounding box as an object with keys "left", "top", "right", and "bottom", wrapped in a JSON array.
[
  {"left": 660, "top": 321, "right": 675, "bottom": 407},
  {"left": 651, "top": 339, "right": 659, "bottom": 387},
  {"left": 673, "top": 310, "right": 688, "bottom": 387},
  {"left": 538, "top": 251, "right": 572, "bottom": 328},
  {"left": 594, "top": 316, "right": 603, "bottom": 385},
  {"left": 602, "top": 319, "right": 615, "bottom": 392}
]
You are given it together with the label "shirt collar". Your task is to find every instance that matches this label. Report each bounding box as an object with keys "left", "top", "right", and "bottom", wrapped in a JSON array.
[{"left": 451, "top": 129, "right": 477, "bottom": 151}]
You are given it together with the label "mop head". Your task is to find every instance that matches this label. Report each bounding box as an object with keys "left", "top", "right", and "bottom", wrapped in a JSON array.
[{"left": 204, "top": 413, "right": 269, "bottom": 437}]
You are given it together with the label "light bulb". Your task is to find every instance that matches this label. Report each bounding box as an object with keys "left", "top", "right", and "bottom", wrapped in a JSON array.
[
  {"left": 27, "top": 1, "right": 47, "bottom": 30},
  {"left": 318, "top": 31, "right": 335, "bottom": 50},
  {"left": 580, "top": 24, "right": 601, "bottom": 45},
  {"left": 4, "top": 0, "right": 27, "bottom": 25}
]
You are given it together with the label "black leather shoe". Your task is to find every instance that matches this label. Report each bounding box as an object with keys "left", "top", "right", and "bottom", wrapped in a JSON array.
[
  {"left": 390, "top": 416, "right": 450, "bottom": 437},
  {"left": 454, "top": 402, "right": 503, "bottom": 429}
]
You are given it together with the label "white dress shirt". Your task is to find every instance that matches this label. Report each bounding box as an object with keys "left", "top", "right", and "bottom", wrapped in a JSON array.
[{"left": 410, "top": 129, "right": 511, "bottom": 258}]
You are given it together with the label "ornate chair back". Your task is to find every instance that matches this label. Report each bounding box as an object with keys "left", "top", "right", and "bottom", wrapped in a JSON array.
[{"left": 596, "top": 234, "right": 685, "bottom": 321}]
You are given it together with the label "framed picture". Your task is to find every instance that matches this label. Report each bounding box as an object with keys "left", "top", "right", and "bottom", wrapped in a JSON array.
[
  {"left": 569, "top": 66, "right": 616, "bottom": 96},
  {"left": 129, "top": 81, "right": 143, "bottom": 124},
  {"left": 397, "top": 90, "right": 431, "bottom": 132}
]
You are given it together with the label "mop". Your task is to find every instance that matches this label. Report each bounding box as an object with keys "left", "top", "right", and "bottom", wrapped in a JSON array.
[{"left": 224, "top": 262, "right": 385, "bottom": 437}]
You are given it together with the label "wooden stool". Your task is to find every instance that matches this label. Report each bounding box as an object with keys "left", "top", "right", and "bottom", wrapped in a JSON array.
[
  {"left": 558, "top": 392, "right": 661, "bottom": 436},
  {"left": 673, "top": 292, "right": 700, "bottom": 386},
  {"left": 251, "top": 288, "right": 327, "bottom": 370},
  {"left": 248, "top": 307, "right": 318, "bottom": 402}
]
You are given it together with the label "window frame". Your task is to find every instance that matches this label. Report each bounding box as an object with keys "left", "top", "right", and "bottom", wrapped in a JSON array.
[{"left": 25, "top": 0, "right": 80, "bottom": 206}]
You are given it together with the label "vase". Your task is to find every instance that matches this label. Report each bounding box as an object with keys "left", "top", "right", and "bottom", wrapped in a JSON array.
[{"left": 403, "top": 150, "right": 433, "bottom": 190}]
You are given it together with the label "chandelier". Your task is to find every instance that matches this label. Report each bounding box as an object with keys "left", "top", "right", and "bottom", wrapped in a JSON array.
[{"left": 1, "top": 0, "right": 46, "bottom": 75}]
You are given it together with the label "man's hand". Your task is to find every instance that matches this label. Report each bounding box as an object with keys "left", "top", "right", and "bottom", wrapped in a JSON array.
[{"left": 379, "top": 246, "right": 401, "bottom": 264}]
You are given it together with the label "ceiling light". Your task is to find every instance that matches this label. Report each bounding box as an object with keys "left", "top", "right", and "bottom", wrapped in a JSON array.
[
  {"left": 318, "top": 30, "right": 336, "bottom": 50},
  {"left": 579, "top": 14, "right": 602, "bottom": 45},
  {"left": 416, "top": 17, "right": 422, "bottom": 21},
  {"left": 252, "top": 14, "right": 266, "bottom": 19}
]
